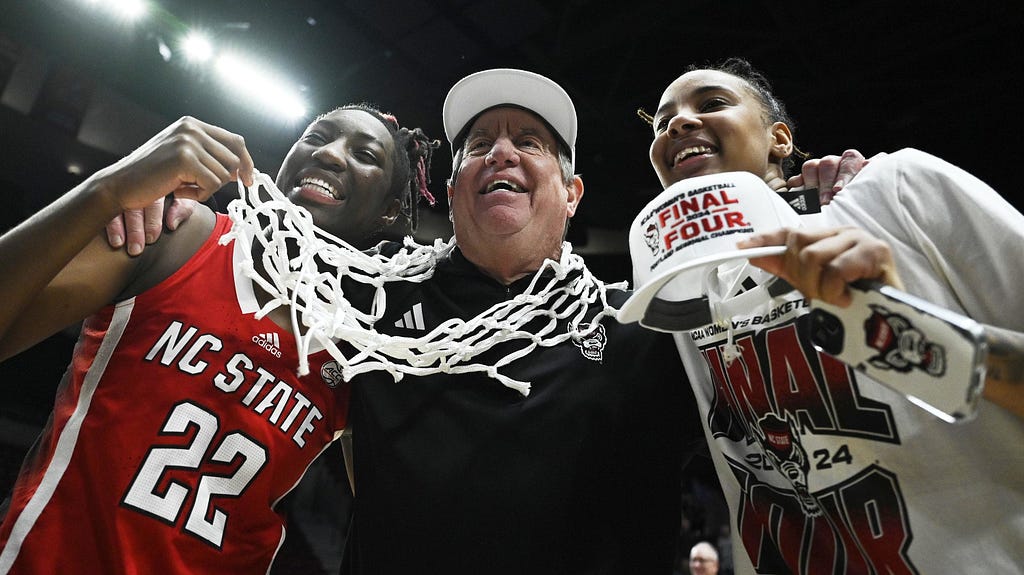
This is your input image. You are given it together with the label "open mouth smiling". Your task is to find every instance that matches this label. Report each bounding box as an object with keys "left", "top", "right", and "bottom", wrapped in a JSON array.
[
  {"left": 299, "top": 177, "right": 342, "bottom": 200},
  {"left": 481, "top": 179, "right": 527, "bottom": 194},
  {"left": 673, "top": 145, "right": 716, "bottom": 167}
]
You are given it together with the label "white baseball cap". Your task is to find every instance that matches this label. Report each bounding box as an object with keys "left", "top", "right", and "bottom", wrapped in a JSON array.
[
  {"left": 617, "top": 171, "right": 802, "bottom": 332},
  {"left": 442, "top": 68, "right": 577, "bottom": 168}
]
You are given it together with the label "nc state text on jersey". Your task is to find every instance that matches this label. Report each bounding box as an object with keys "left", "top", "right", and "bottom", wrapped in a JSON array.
[{"left": 143, "top": 321, "right": 325, "bottom": 447}]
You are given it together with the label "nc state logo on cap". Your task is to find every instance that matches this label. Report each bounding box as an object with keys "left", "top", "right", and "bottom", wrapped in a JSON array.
[
  {"left": 618, "top": 172, "right": 803, "bottom": 329},
  {"left": 642, "top": 181, "right": 753, "bottom": 265}
]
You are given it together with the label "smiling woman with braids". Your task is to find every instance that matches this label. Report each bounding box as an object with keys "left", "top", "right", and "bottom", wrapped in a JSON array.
[
  {"left": 0, "top": 104, "right": 437, "bottom": 573},
  {"left": 279, "top": 103, "right": 438, "bottom": 249}
]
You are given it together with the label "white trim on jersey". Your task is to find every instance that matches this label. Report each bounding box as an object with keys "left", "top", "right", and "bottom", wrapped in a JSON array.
[
  {"left": 0, "top": 299, "right": 135, "bottom": 573},
  {"left": 233, "top": 237, "right": 260, "bottom": 315}
]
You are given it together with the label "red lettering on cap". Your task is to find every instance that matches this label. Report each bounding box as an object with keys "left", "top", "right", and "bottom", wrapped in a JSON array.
[{"left": 726, "top": 212, "right": 748, "bottom": 227}]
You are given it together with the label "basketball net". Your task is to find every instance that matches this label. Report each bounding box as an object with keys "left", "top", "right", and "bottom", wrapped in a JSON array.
[{"left": 220, "top": 172, "right": 624, "bottom": 395}]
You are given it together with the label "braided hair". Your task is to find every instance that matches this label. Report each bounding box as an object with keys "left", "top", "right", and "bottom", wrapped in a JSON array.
[{"left": 325, "top": 103, "right": 440, "bottom": 233}]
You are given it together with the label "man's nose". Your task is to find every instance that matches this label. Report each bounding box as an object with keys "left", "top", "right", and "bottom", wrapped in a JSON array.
[{"left": 485, "top": 137, "right": 520, "bottom": 166}]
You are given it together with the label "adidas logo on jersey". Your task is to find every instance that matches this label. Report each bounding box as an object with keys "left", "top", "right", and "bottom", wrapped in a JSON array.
[
  {"left": 394, "top": 302, "right": 426, "bottom": 331},
  {"left": 777, "top": 188, "right": 819, "bottom": 216},
  {"left": 252, "top": 332, "right": 283, "bottom": 358}
]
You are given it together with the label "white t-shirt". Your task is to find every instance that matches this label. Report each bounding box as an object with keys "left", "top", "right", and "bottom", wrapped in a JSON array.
[{"left": 666, "top": 149, "right": 1024, "bottom": 574}]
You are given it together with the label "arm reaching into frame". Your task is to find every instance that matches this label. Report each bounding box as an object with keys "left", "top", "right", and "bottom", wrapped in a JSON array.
[
  {"left": 787, "top": 149, "right": 880, "bottom": 205},
  {"left": 982, "top": 326, "right": 1024, "bottom": 419},
  {"left": 0, "top": 116, "right": 253, "bottom": 359}
]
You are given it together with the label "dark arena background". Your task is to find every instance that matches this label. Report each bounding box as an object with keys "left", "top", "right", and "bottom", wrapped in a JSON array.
[{"left": 1, "top": 1, "right": 1020, "bottom": 573}]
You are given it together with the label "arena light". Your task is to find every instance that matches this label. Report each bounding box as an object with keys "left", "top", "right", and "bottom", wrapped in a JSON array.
[
  {"left": 75, "top": 0, "right": 148, "bottom": 22},
  {"left": 214, "top": 53, "right": 308, "bottom": 120},
  {"left": 181, "top": 31, "right": 213, "bottom": 63},
  {"left": 112, "top": 0, "right": 147, "bottom": 21}
]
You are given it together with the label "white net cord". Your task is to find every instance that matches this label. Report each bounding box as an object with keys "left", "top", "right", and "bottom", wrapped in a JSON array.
[{"left": 220, "top": 171, "right": 625, "bottom": 395}]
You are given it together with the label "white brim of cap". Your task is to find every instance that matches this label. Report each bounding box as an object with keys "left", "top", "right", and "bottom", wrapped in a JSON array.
[
  {"left": 617, "top": 245, "right": 787, "bottom": 324},
  {"left": 442, "top": 68, "right": 577, "bottom": 154}
]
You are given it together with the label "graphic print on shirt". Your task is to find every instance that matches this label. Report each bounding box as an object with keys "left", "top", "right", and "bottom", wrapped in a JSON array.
[
  {"left": 570, "top": 322, "right": 606, "bottom": 362},
  {"left": 120, "top": 319, "right": 332, "bottom": 547},
  {"left": 691, "top": 291, "right": 919, "bottom": 575}
]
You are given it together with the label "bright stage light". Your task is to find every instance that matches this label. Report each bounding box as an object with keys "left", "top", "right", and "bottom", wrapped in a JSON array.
[
  {"left": 115, "top": 0, "right": 147, "bottom": 20},
  {"left": 76, "top": 0, "right": 148, "bottom": 22},
  {"left": 181, "top": 32, "right": 213, "bottom": 63},
  {"left": 214, "top": 53, "right": 308, "bottom": 120}
]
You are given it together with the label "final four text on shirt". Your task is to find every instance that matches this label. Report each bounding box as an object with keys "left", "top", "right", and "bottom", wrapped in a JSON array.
[{"left": 657, "top": 185, "right": 750, "bottom": 252}]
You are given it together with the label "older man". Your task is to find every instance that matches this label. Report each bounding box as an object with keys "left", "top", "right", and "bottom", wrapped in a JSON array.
[
  {"left": 688, "top": 541, "right": 720, "bottom": 575},
  {"left": 337, "top": 69, "right": 706, "bottom": 574}
]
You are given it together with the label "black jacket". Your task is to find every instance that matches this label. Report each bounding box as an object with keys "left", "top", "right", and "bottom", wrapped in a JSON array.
[{"left": 343, "top": 247, "right": 705, "bottom": 574}]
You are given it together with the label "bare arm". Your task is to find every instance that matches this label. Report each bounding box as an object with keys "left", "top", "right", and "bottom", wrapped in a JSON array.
[
  {"left": 0, "top": 116, "right": 253, "bottom": 361},
  {"left": 981, "top": 326, "right": 1024, "bottom": 419}
]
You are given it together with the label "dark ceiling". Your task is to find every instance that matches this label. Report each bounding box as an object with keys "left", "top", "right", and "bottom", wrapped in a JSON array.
[{"left": 3, "top": 1, "right": 1021, "bottom": 256}]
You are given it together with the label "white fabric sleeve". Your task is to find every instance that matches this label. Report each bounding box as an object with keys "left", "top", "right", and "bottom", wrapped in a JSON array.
[{"left": 823, "top": 147, "right": 1024, "bottom": 331}]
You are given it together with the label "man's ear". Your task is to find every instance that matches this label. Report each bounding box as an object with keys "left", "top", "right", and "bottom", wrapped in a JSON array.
[
  {"left": 565, "top": 176, "right": 584, "bottom": 218},
  {"left": 446, "top": 181, "right": 455, "bottom": 222},
  {"left": 769, "top": 121, "right": 794, "bottom": 162}
]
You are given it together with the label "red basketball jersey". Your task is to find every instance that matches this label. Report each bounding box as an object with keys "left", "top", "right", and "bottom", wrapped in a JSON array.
[{"left": 0, "top": 214, "right": 350, "bottom": 574}]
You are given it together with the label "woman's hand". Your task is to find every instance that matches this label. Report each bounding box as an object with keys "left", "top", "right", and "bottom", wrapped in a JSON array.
[
  {"left": 738, "top": 225, "right": 903, "bottom": 307},
  {"left": 98, "top": 116, "right": 253, "bottom": 254}
]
